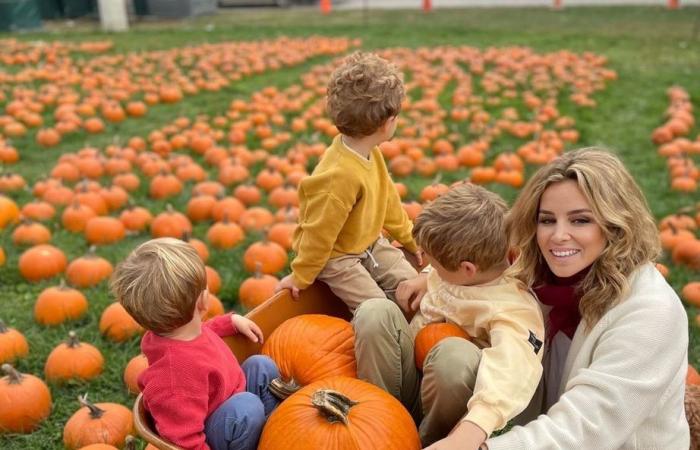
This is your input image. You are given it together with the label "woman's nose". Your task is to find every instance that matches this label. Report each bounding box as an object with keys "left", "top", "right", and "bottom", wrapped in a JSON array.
[{"left": 552, "top": 222, "right": 571, "bottom": 242}]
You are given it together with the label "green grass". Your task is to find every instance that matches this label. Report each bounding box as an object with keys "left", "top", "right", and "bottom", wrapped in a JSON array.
[{"left": 1, "top": 6, "right": 699, "bottom": 449}]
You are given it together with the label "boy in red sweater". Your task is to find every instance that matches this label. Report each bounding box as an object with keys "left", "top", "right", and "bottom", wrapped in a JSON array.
[{"left": 112, "top": 238, "right": 279, "bottom": 450}]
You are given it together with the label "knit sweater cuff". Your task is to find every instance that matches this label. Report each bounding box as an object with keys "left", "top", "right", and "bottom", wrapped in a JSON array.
[
  {"left": 462, "top": 403, "right": 503, "bottom": 437},
  {"left": 291, "top": 273, "right": 311, "bottom": 290},
  {"left": 204, "top": 314, "right": 237, "bottom": 337}
]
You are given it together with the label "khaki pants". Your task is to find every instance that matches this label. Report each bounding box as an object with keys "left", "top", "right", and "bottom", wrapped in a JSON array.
[
  {"left": 352, "top": 299, "right": 482, "bottom": 447},
  {"left": 317, "top": 236, "right": 418, "bottom": 311}
]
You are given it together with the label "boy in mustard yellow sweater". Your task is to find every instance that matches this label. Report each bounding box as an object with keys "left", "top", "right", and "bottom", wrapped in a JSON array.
[
  {"left": 276, "top": 52, "right": 421, "bottom": 310},
  {"left": 400, "top": 183, "right": 544, "bottom": 449}
]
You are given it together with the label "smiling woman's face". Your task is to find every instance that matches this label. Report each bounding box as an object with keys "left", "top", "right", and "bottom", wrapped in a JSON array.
[{"left": 536, "top": 179, "right": 607, "bottom": 278}]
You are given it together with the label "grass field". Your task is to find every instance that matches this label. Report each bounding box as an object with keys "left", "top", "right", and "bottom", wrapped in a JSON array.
[{"left": 1, "top": 6, "right": 699, "bottom": 449}]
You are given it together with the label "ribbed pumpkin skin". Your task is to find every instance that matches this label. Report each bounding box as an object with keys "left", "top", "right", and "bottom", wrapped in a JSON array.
[
  {"left": 63, "top": 401, "right": 133, "bottom": 449},
  {"left": 414, "top": 322, "right": 471, "bottom": 370},
  {"left": 261, "top": 314, "right": 356, "bottom": 386},
  {"left": 45, "top": 337, "right": 104, "bottom": 382},
  {"left": 34, "top": 284, "right": 88, "bottom": 325},
  {"left": 258, "top": 376, "right": 421, "bottom": 450}
]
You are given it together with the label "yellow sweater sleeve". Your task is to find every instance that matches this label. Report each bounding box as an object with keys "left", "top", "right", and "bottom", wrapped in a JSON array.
[
  {"left": 463, "top": 308, "right": 544, "bottom": 436},
  {"left": 290, "top": 191, "right": 353, "bottom": 289},
  {"left": 383, "top": 178, "right": 418, "bottom": 253}
]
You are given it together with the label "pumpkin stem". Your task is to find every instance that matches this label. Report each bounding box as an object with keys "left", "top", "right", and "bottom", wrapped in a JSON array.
[
  {"left": 254, "top": 262, "right": 263, "bottom": 279},
  {"left": 2, "top": 363, "right": 23, "bottom": 384},
  {"left": 269, "top": 377, "right": 301, "bottom": 400},
  {"left": 78, "top": 393, "right": 106, "bottom": 419},
  {"left": 311, "top": 389, "right": 358, "bottom": 425},
  {"left": 66, "top": 331, "right": 81, "bottom": 348},
  {"left": 0, "top": 319, "right": 7, "bottom": 333},
  {"left": 124, "top": 435, "right": 136, "bottom": 450}
]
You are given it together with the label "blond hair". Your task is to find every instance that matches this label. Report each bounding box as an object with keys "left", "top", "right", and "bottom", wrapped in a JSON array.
[
  {"left": 111, "top": 238, "right": 207, "bottom": 334},
  {"left": 326, "top": 52, "right": 404, "bottom": 137},
  {"left": 413, "top": 183, "right": 509, "bottom": 272},
  {"left": 506, "top": 148, "right": 660, "bottom": 328}
]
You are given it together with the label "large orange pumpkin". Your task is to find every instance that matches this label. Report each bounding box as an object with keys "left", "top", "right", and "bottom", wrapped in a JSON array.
[
  {"left": 45, "top": 332, "right": 104, "bottom": 382},
  {"left": 414, "top": 322, "right": 471, "bottom": 370},
  {"left": 262, "top": 315, "right": 356, "bottom": 398},
  {"left": 63, "top": 394, "right": 133, "bottom": 449},
  {"left": 258, "top": 376, "right": 421, "bottom": 450},
  {"left": 0, "top": 364, "right": 52, "bottom": 433}
]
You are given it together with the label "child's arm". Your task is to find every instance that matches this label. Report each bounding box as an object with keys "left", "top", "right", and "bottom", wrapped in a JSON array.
[
  {"left": 424, "top": 420, "right": 487, "bottom": 450},
  {"left": 203, "top": 314, "right": 238, "bottom": 338},
  {"left": 143, "top": 383, "right": 211, "bottom": 450},
  {"left": 462, "top": 306, "right": 544, "bottom": 438}
]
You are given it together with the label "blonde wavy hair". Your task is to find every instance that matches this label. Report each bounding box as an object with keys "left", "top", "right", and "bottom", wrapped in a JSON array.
[
  {"left": 327, "top": 52, "right": 404, "bottom": 137},
  {"left": 506, "top": 148, "right": 660, "bottom": 328}
]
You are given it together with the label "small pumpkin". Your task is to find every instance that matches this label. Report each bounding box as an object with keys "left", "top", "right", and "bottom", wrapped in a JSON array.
[
  {"left": 207, "top": 215, "right": 245, "bottom": 249},
  {"left": 63, "top": 394, "right": 133, "bottom": 449},
  {"left": 683, "top": 282, "right": 700, "bottom": 308},
  {"left": 99, "top": 303, "right": 143, "bottom": 342},
  {"left": 151, "top": 205, "right": 192, "bottom": 238},
  {"left": 66, "top": 248, "right": 114, "bottom": 288},
  {"left": 0, "top": 364, "right": 52, "bottom": 433},
  {"left": 243, "top": 239, "right": 288, "bottom": 274},
  {"left": 123, "top": 354, "right": 148, "bottom": 395},
  {"left": 239, "top": 263, "right": 278, "bottom": 310},
  {"left": 34, "top": 280, "right": 88, "bottom": 326},
  {"left": 262, "top": 315, "right": 356, "bottom": 398},
  {"left": 12, "top": 220, "right": 52, "bottom": 246},
  {"left": 0, "top": 195, "right": 20, "bottom": 229},
  {"left": 85, "top": 216, "right": 126, "bottom": 245},
  {"left": 45, "top": 331, "right": 104, "bottom": 382},
  {"left": 414, "top": 322, "right": 471, "bottom": 370},
  {"left": 202, "top": 293, "right": 225, "bottom": 321},
  {"left": 0, "top": 320, "right": 29, "bottom": 364},
  {"left": 62, "top": 201, "right": 97, "bottom": 233},
  {"left": 206, "top": 265, "right": 221, "bottom": 294},
  {"left": 258, "top": 376, "right": 420, "bottom": 450}
]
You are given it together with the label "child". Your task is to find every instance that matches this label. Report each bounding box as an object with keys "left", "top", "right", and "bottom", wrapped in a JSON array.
[
  {"left": 111, "top": 238, "right": 279, "bottom": 450},
  {"left": 402, "top": 183, "right": 545, "bottom": 449},
  {"left": 277, "top": 51, "right": 421, "bottom": 310}
]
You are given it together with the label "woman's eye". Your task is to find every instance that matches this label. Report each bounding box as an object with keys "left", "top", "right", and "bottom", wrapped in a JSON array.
[
  {"left": 537, "top": 217, "right": 554, "bottom": 224},
  {"left": 572, "top": 217, "right": 591, "bottom": 224}
]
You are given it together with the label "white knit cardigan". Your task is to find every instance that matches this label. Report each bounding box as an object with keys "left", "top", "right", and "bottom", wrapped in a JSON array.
[{"left": 486, "top": 263, "right": 690, "bottom": 450}]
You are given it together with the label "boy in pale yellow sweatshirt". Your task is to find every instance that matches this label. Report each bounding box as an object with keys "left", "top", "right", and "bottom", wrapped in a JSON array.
[
  {"left": 276, "top": 52, "right": 421, "bottom": 310},
  {"left": 400, "top": 183, "right": 544, "bottom": 450}
]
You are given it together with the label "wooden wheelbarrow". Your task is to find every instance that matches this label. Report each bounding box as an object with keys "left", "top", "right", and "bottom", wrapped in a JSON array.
[{"left": 133, "top": 281, "right": 352, "bottom": 450}]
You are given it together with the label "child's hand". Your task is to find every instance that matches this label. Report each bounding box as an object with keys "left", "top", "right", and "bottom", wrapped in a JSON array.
[
  {"left": 232, "top": 314, "right": 264, "bottom": 344},
  {"left": 275, "top": 274, "right": 301, "bottom": 300},
  {"left": 396, "top": 273, "right": 428, "bottom": 313},
  {"left": 424, "top": 420, "right": 487, "bottom": 450}
]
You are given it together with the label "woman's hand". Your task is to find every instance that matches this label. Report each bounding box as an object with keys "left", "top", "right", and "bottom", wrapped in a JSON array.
[
  {"left": 275, "top": 274, "right": 300, "bottom": 300},
  {"left": 396, "top": 272, "right": 429, "bottom": 313},
  {"left": 232, "top": 314, "right": 264, "bottom": 344},
  {"left": 424, "top": 421, "right": 487, "bottom": 450}
]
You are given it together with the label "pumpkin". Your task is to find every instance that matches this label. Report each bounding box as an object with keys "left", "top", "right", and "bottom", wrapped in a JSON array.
[
  {"left": 687, "top": 384, "right": 700, "bottom": 450},
  {"left": 267, "top": 222, "right": 296, "bottom": 251},
  {"left": 414, "top": 322, "right": 471, "bottom": 370},
  {"left": 672, "top": 239, "right": 700, "bottom": 269},
  {"left": 151, "top": 205, "right": 192, "bottom": 238},
  {"left": 85, "top": 216, "right": 126, "bottom": 245},
  {"left": 688, "top": 365, "right": 700, "bottom": 385},
  {"left": 0, "top": 195, "right": 20, "bottom": 229},
  {"left": 206, "top": 265, "right": 222, "bottom": 294},
  {"left": 20, "top": 200, "right": 55, "bottom": 221},
  {"left": 79, "top": 435, "right": 136, "bottom": 449},
  {"left": 211, "top": 196, "right": 246, "bottom": 223},
  {"left": 45, "top": 331, "right": 104, "bottom": 382},
  {"left": 202, "top": 293, "right": 225, "bottom": 321},
  {"left": 0, "top": 364, "right": 52, "bottom": 433},
  {"left": 239, "top": 264, "right": 278, "bottom": 310},
  {"left": 63, "top": 394, "right": 133, "bottom": 449},
  {"left": 19, "top": 244, "right": 67, "bottom": 282},
  {"left": 123, "top": 354, "right": 148, "bottom": 394},
  {"left": 258, "top": 376, "right": 421, "bottom": 450},
  {"left": 239, "top": 206, "right": 274, "bottom": 232},
  {"left": 12, "top": 220, "right": 52, "bottom": 246},
  {"left": 186, "top": 194, "right": 217, "bottom": 222},
  {"left": 182, "top": 232, "right": 209, "bottom": 263},
  {"left": 119, "top": 205, "right": 153, "bottom": 232},
  {"left": 683, "top": 282, "right": 700, "bottom": 308},
  {"left": 206, "top": 216, "right": 245, "bottom": 249},
  {"left": 0, "top": 320, "right": 29, "bottom": 363},
  {"left": 0, "top": 247, "right": 4, "bottom": 266},
  {"left": 243, "top": 240, "right": 288, "bottom": 274},
  {"left": 66, "top": 249, "right": 114, "bottom": 288},
  {"left": 62, "top": 201, "right": 97, "bottom": 232},
  {"left": 262, "top": 315, "right": 356, "bottom": 398},
  {"left": 99, "top": 303, "right": 143, "bottom": 342},
  {"left": 34, "top": 281, "right": 88, "bottom": 326}
]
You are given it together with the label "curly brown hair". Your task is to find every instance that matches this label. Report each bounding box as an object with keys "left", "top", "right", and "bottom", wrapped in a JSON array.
[{"left": 326, "top": 52, "right": 404, "bottom": 137}]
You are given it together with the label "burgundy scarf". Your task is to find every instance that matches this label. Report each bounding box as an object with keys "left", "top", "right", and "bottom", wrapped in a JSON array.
[{"left": 533, "top": 267, "right": 590, "bottom": 342}]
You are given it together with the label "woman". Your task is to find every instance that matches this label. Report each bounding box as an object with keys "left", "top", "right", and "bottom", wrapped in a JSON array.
[{"left": 426, "top": 148, "right": 689, "bottom": 449}]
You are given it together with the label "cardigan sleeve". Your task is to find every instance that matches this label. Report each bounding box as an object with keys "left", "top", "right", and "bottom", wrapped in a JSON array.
[{"left": 486, "top": 292, "right": 688, "bottom": 450}]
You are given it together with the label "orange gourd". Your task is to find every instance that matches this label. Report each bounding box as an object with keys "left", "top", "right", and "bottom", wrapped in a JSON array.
[
  {"left": 239, "top": 264, "right": 278, "bottom": 310},
  {"left": 243, "top": 240, "right": 287, "bottom": 274},
  {"left": 63, "top": 394, "right": 133, "bottom": 449},
  {"left": 19, "top": 244, "right": 67, "bottom": 282},
  {"left": 123, "top": 354, "right": 148, "bottom": 395},
  {"left": 0, "top": 320, "right": 29, "bottom": 364},
  {"left": 0, "top": 364, "right": 52, "bottom": 433},
  {"left": 45, "top": 331, "right": 104, "bottom": 382},
  {"left": 99, "top": 303, "right": 143, "bottom": 342},
  {"left": 414, "top": 322, "right": 471, "bottom": 370},
  {"left": 34, "top": 281, "right": 88, "bottom": 326}
]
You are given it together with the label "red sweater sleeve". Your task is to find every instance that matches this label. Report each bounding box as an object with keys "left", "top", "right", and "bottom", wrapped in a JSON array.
[
  {"left": 203, "top": 314, "right": 237, "bottom": 337},
  {"left": 144, "top": 383, "right": 211, "bottom": 450}
]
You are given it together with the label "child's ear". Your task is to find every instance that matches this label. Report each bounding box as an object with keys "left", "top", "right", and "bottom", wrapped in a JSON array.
[
  {"left": 460, "top": 261, "right": 478, "bottom": 277},
  {"left": 195, "top": 289, "right": 209, "bottom": 312}
]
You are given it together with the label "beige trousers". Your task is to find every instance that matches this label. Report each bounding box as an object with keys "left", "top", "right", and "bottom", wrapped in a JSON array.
[
  {"left": 352, "top": 299, "right": 482, "bottom": 447},
  {"left": 317, "top": 236, "right": 418, "bottom": 311}
]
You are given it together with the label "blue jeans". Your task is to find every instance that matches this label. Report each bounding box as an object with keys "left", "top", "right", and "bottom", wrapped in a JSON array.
[{"left": 204, "top": 355, "right": 280, "bottom": 450}]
